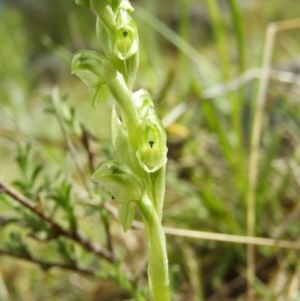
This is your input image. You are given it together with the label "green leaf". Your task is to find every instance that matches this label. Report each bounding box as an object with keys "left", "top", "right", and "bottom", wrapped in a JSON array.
[
  {"left": 7, "top": 232, "right": 32, "bottom": 259},
  {"left": 30, "top": 164, "right": 44, "bottom": 187},
  {"left": 91, "top": 160, "right": 143, "bottom": 204},
  {"left": 71, "top": 50, "right": 116, "bottom": 87},
  {"left": 118, "top": 203, "right": 135, "bottom": 232},
  {"left": 90, "top": 83, "right": 110, "bottom": 110},
  {"left": 57, "top": 239, "right": 77, "bottom": 266}
]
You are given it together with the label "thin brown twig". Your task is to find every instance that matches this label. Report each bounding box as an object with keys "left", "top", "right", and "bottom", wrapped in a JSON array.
[
  {"left": 50, "top": 88, "right": 93, "bottom": 198},
  {"left": 0, "top": 181, "right": 114, "bottom": 262},
  {"left": 79, "top": 125, "right": 114, "bottom": 254},
  {"left": 50, "top": 89, "right": 116, "bottom": 254},
  {"left": 0, "top": 248, "right": 95, "bottom": 276},
  {"left": 80, "top": 124, "right": 96, "bottom": 173},
  {"left": 102, "top": 212, "right": 114, "bottom": 254}
]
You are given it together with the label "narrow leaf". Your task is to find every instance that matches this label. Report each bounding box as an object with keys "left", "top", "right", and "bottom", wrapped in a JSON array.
[
  {"left": 118, "top": 203, "right": 135, "bottom": 232},
  {"left": 90, "top": 83, "right": 110, "bottom": 110}
]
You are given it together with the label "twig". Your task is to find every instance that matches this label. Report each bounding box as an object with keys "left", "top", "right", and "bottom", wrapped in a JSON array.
[
  {"left": 79, "top": 125, "right": 114, "bottom": 253},
  {"left": 50, "top": 88, "right": 93, "bottom": 198},
  {"left": 80, "top": 124, "right": 96, "bottom": 173},
  {"left": 0, "top": 248, "right": 95, "bottom": 276},
  {"left": 102, "top": 213, "right": 114, "bottom": 254},
  {"left": 0, "top": 181, "right": 114, "bottom": 262}
]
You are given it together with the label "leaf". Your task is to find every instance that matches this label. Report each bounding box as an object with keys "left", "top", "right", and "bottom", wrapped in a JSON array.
[
  {"left": 91, "top": 160, "right": 143, "bottom": 204},
  {"left": 30, "top": 164, "right": 44, "bottom": 186},
  {"left": 71, "top": 50, "right": 116, "bottom": 87},
  {"left": 7, "top": 232, "right": 32, "bottom": 259},
  {"left": 118, "top": 203, "right": 134, "bottom": 232},
  {"left": 57, "top": 239, "right": 77, "bottom": 266},
  {"left": 90, "top": 83, "right": 110, "bottom": 110}
]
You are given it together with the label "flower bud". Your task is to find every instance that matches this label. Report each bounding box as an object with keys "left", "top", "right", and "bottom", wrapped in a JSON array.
[
  {"left": 91, "top": 161, "right": 144, "bottom": 203},
  {"left": 118, "top": 0, "right": 134, "bottom": 12},
  {"left": 114, "top": 9, "right": 138, "bottom": 60},
  {"left": 133, "top": 89, "right": 154, "bottom": 118}
]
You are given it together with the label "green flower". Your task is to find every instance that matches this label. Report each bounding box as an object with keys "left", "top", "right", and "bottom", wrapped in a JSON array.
[
  {"left": 136, "top": 117, "right": 167, "bottom": 173},
  {"left": 114, "top": 9, "right": 138, "bottom": 60},
  {"left": 133, "top": 89, "right": 168, "bottom": 173}
]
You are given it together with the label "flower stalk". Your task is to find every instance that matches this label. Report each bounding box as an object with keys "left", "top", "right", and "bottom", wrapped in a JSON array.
[{"left": 71, "top": 1, "right": 170, "bottom": 300}]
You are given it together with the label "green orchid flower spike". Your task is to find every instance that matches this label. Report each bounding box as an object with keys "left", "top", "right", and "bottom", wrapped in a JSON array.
[{"left": 72, "top": 1, "right": 170, "bottom": 300}]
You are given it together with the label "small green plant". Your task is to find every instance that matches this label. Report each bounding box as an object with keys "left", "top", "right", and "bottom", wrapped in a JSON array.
[{"left": 72, "top": 0, "right": 170, "bottom": 300}]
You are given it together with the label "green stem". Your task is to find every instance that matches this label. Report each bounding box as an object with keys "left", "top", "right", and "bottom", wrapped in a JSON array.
[
  {"left": 91, "top": 0, "right": 116, "bottom": 40},
  {"left": 106, "top": 73, "right": 139, "bottom": 149},
  {"left": 138, "top": 196, "right": 170, "bottom": 301}
]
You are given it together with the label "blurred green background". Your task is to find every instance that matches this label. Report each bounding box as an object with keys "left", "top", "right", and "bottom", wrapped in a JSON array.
[{"left": 1, "top": 0, "right": 300, "bottom": 300}]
